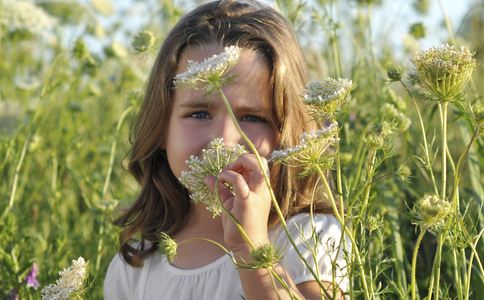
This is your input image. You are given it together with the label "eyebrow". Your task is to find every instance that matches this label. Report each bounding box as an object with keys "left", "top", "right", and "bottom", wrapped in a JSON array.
[{"left": 179, "top": 99, "right": 268, "bottom": 114}]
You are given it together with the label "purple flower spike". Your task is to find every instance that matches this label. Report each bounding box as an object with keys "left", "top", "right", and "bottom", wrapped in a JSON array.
[{"left": 25, "top": 262, "right": 40, "bottom": 289}]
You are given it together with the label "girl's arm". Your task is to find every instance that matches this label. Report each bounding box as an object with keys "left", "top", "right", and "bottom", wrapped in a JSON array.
[{"left": 209, "top": 154, "right": 345, "bottom": 299}]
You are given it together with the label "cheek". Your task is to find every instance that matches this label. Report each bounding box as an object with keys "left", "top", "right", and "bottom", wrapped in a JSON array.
[{"left": 245, "top": 127, "right": 277, "bottom": 157}]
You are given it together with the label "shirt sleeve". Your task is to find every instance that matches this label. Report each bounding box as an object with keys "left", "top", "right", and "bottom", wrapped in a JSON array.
[
  {"left": 103, "top": 253, "right": 138, "bottom": 300},
  {"left": 271, "top": 213, "right": 350, "bottom": 292}
]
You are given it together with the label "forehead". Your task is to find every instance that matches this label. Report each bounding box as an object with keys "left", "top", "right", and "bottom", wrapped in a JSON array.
[{"left": 175, "top": 44, "right": 273, "bottom": 107}]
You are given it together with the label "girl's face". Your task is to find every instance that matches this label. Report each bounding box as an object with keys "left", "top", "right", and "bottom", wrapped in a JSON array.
[{"left": 164, "top": 44, "right": 278, "bottom": 179}]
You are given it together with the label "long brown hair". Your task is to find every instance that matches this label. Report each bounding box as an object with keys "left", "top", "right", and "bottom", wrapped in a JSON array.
[{"left": 116, "top": 0, "right": 330, "bottom": 267}]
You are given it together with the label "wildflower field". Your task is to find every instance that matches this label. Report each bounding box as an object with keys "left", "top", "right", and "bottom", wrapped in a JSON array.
[{"left": 1, "top": 0, "right": 482, "bottom": 299}]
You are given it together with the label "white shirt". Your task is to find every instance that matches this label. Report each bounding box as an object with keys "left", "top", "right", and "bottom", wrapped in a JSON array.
[{"left": 104, "top": 213, "right": 349, "bottom": 299}]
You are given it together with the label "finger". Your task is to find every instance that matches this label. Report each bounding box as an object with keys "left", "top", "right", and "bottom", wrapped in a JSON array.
[
  {"left": 226, "top": 154, "right": 270, "bottom": 178},
  {"left": 204, "top": 175, "right": 216, "bottom": 191},
  {"left": 218, "top": 170, "right": 250, "bottom": 201}
]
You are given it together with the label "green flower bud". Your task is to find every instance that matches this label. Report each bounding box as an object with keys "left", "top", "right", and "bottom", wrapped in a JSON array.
[
  {"left": 387, "top": 66, "right": 402, "bottom": 82},
  {"left": 131, "top": 30, "right": 155, "bottom": 53},
  {"left": 159, "top": 232, "right": 178, "bottom": 263},
  {"left": 248, "top": 244, "right": 283, "bottom": 269},
  {"left": 409, "top": 22, "right": 426, "bottom": 39},
  {"left": 72, "top": 38, "right": 90, "bottom": 61},
  {"left": 396, "top": 165, "right": 411, "bottom": 182}
]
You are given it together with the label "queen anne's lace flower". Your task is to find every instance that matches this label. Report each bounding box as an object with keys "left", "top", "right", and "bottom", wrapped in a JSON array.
[
  {"left": 41, "top": 257, "right": 88, "bottom": 300},
  {"left": 412, "top": 44, "right": 476, "bottom": 101},
  {"left": 412, "top": 194, "right": 451, "bottom": 231},
  {"left": 303, "top": 78, "right": 352, "bottom": 120},
  {"left": 179, "top": 138, "right": 247, "bottom": 216},
  {"left": 174, "top": 46, "right": 241, "bottom": 93},
  {"left": 0, "top": 0, "right": 56, "bottom": 34},
  {"left": 270, "top": 122, "right": 339, "bottom": 176}
]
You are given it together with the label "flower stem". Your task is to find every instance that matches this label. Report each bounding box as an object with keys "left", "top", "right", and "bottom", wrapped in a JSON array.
[
  {"left": 316, "top": 165, "right": 373, "bottom": 300},
  {"left": 428, "top": 234, "right": 444, "bottom": 300},
  {"left": 400, "top": 80, "right": 439, "bottom": 196},
  {"left": 217, "top": 90, "right": 329, "bottom": 293},
  {"left": 439, "top": 102, "right": 448, "bottom": 201},
  {"left": 411, "top": 229, "right": 426, "bottom": 300}
]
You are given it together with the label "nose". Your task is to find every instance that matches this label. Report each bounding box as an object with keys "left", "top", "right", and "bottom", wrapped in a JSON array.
[{"left": 214, "top": 115, "right": 244, "bottom": 148}]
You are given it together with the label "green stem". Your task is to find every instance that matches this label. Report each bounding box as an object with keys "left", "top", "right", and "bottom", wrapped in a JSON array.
[
  {"left": 214, "top": 178, "right": 298, "bottom": 299},
  {"left": 101, "top": 106, "right": 134, "bottom": 197},
  {"left": 439, "top": 102, "right": 448, "bottom": 200},
  {"left": 316, "top": 166, "right": 373, "bottom": 300},
  {"left": 357, "top": 148, "right": 377, "bottom": 221},
  {"left": 464, "top": 229, "right": 484, "bottom": 300},
  {"left": 436, "top": 0, "right": 456, "bottom": 45},
  {"left": 217, "top": 90, "right": 329, "bottom": 293},
  {"left": 428, "top": 234, "right": 444, "bottom": 300},
  {"left": 400, "top": 80, "right": 439, "bottom": 195},
  {"left": 2, "top": 134, "right": 31, "bottom": 220},
  {"left": 452, "top": 248, "right": 463, "bottom": 300},
  {"left": 411, "top": 228, "right": 427, "bottom": 300},
  {"left": 335, "top": 135, "right": 345, "bottom": 220}
]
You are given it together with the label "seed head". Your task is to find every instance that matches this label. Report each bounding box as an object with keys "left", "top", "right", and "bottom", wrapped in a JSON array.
[
  {"left": 381, "top": 103, "right": 411, "bottom": 132},
  {"left": 159, "top": 232, "right": 178, "bottom": 263},
  {"left": 303, "top": 78, "right": 352, "bottom": 120},
  {"left": 41, "top": 257, "right": 88, "bottom": 300},
  {"left": 270, "top": 122, "right": 339, "bottom": 176},
  {"left": 413, "top": 194, "right": 451, "bottom": 230},
  {"left": 396, "top": 164, "right": 412, "bottom": 182},
  {"left": 179, "top": 138, "right": 247, "bottom": 216},
  {"left": 247, "top": 244, "right": 283, "bottom": 269},
  {"left": 174, "top": 46, "right": 241, "bottom": 93},
  {"left": 412, "top": 44, "right": 476, "bottom": 101},
  {"left": 131, "top": 30, "right": 155, "bottom": 53}
]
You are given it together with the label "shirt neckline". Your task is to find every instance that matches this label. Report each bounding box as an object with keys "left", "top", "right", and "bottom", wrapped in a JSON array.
[{"left": 163, "top": 253, "right": 232, "bottom": 276}]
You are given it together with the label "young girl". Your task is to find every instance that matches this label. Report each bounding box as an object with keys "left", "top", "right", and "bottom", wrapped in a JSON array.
[{"left": 104, "top": 0, "right": 348, "bottom": 299}]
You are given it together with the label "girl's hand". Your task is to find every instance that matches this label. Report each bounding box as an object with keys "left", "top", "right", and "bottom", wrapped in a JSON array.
[{"left": 205, "top": 154, "right": 272, "bottom": 255}]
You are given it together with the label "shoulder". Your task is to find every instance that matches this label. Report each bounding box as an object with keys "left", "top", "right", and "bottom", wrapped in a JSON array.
[
  {"left": 104, "top": 252, "right": 154, "bottom": 300},
  {"left": 270, "top": 213, "right": 350, "bottom": 290},
  {"left": 271, "top": 213, "right": 343, "bottom": 246}
]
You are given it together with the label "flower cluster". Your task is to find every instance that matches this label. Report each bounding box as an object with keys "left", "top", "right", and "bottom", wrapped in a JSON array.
[
  {"left": 363, "top": 121, "right": 394, "bottom": 149},
  {"left": 174, "top": 46, "right": 241, "bottom": 93},
  {"left": 0, "top": 0, "right": 56, "bottom": 34},
  {"left": 412, "top": 44, "right": 476, "bottom": 101},
  {"left": 270, "top": 122, "right": 339, "bottom": 176},
  {"left": 303, "top": 78, "right": 352, "bottom": 120},
  {"left": 412, "top": 194, "right": 451, "bottom": 230},
  {"left": 41, "top": 257, "right": 88, "bottom": 300},
  {"left": 159, "top": 232, "right": 178, "bottom": 263},
  {"left": 179, "top": 138, "right": 247, "bottom": 216},
  {"left": 380, "top": 103, "right": 411, "bottom": 132}
]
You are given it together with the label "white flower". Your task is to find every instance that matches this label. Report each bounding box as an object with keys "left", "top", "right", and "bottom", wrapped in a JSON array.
[
  {"left": 270, "top": 122, "right": 339, "bottom": 175},
  {"left": 41, "top": 257, "right": 88, "bottom": 300},
  {"left": 303, "top": 78, "right": 352, "bottom": 120},
  {"left": 0, "top": 0, "right": 56, "bottom": 34},
  {"left": 412, "top": 44, "right": 476, "bottom": 101},
  {"left": 173, "top": 46, "right": 241, "bottom": 93},
  {"left": 179, "top": 138, "right": 247, "bottom": 216}
]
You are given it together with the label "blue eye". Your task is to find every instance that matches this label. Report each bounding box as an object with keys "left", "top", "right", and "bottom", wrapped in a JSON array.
[
  {"left": 241, "top": 115, "right": 266, "bottom": 123},
  {"left": 190, "top": 111, "right": 210, "bottom": 119}
]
